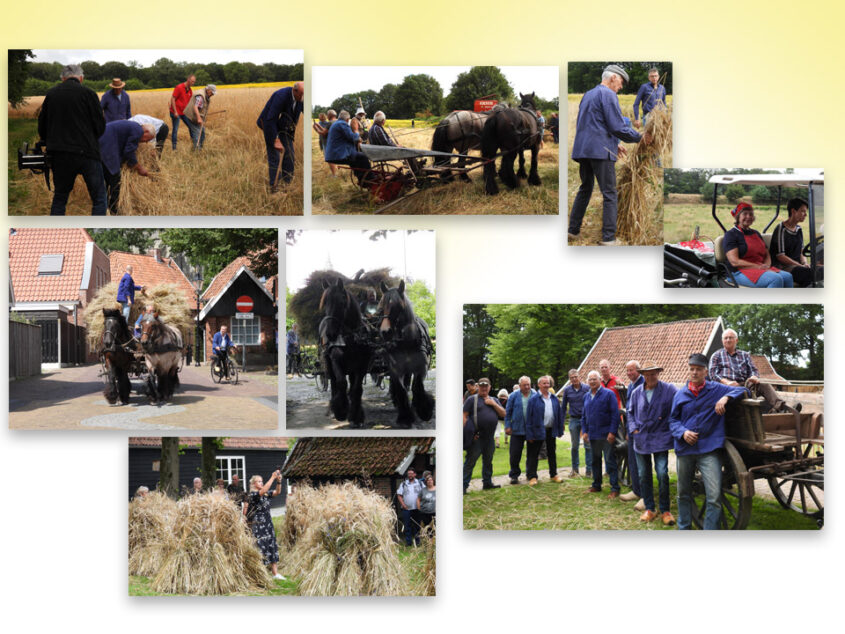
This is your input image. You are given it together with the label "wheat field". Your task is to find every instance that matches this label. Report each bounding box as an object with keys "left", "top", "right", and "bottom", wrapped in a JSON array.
[{"left": 9, "top": 84, "right": 303, "bottom": 216}]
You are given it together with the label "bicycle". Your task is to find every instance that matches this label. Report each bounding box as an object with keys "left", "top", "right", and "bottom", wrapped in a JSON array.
[{"left": 211, "top": 348, "right": 239, "bottom": 385}]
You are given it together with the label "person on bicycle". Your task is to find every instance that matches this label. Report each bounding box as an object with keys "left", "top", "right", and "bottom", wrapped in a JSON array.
[
  {"left": 286, "top": 323, "right": 300, "bottom": 377},
  {"left": 212, "top": 324, "right": 234, "bottom": 378}
]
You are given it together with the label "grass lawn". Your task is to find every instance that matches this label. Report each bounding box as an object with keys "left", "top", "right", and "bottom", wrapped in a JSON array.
[{"left": 7, "top": 117, "right": 38, "bottom": 211}]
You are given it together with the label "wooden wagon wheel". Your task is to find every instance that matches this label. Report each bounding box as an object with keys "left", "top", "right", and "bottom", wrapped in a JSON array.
[
  {"left": 767, "top": 470, "right": 824, "bottom": 519},
  {"left": 690, "top": 440, "right": 753, "bottom": 530}
]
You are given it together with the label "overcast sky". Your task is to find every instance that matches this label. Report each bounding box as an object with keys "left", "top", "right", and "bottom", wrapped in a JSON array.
[
  {"left": 312, "top": 66, "right": 558, "bottom": 107},
  {"left": 31, "top": 49, "right": 303, "bottom": 66},
  {"left": 286, "top": 231, "right": 435, "bottom": 291}
]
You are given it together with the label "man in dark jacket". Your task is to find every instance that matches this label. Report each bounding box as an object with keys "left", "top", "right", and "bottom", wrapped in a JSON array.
[
  {"left": 582, "top": 370, "right": 621, "bottom": 497},
  {"left": 98, "top": 120, "right": 154, "bottom": 214},
  {"left": 37, "top": 64, "right": 107, "bottom": 215},
  {"left": 257, "top": 81, "right": 304, "bottom": 191},
  {"left": 525, "top": 375, "right": 564, "bottom": 486}
]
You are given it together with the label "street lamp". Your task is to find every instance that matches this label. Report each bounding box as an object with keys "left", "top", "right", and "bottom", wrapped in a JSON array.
[{"left": 193, "top": 270, "right": 203, "bottom": 367}]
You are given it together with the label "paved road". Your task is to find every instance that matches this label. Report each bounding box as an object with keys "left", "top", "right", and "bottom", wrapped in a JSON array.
[
  {"left": 9, "top": 363, "right": 278, "bottom": 430},
  {"left": 285, "top": 368, "right": 436, "bottom": 430}
]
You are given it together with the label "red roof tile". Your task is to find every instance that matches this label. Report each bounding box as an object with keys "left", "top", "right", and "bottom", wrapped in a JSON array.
[
  {"left": 283, "top": 437, "right": 435, "bottom": 478},
  {"left": 201, "top": 256, "right": 252, "bottom": 301},
  {"left": 129, "top": 437, "right": 290, "bottom": 450},
  {"left": 109, "top": 251, "right": 196, "bottom": 307},
  {"left": 9, "top": 228, "right": 98, "bottom": 302},
  {"left": 751, "top": 355, "right": 788, "bottom": 382}
]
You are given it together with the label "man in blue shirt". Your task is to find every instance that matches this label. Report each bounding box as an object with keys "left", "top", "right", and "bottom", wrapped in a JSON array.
[
  {"left": 100, "top": 78, "right": 131, "bottom": 123},
  {"left": 669, "top": 353, "right": 748, "bottom": 529},
  {"left": 632, "top": 68, "right": 667, "bottom": 128},
  {"left": 116, "top": 265, "right": 143, "bottom": 322},
  {"left": 212, "top": 325, "right": 235, "bottom": 379},
  {"left": 285, "top": 323, "right": 300, "bottom": 377},
  {"left": 561, "top": 369, "right": 591, "bottom": 477},
  {"left": 504, "top": 376, "right": 535, "bottom": 484},
  {"left": 525, "top": 376, "right": 564, "bottom": 486},
  {"left": 568, "top": 65, "right": 652, "bottom": 245},
  {"left": 324, "top": 110, "right": 372, "bottom": 185},
  {"left": 582, "top": 370, "right": 621, "bottom": 497},
  {"left": 619, "top": 360, "right": 645, "bottom": 504},
  {"left": 257, "top": 82, "right": 304, "bottom": 191},
  {"left": 99, "top": 119, "right": 153, "bottom": 214}
]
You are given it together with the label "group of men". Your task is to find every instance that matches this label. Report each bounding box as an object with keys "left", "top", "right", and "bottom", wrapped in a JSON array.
[
  {"left": 463, "top": 328, "right": 799, "bottom": 529},
  {"left": 36, "top": 64, "right": 304, "bottom": 215}
]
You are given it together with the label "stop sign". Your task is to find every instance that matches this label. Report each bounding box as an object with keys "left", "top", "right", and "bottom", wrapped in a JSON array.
[{"left": 236, "top": 295, "right": 254, "bottom": 313}]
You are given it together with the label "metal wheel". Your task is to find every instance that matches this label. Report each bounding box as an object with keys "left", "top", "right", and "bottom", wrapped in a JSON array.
[
  {"left": 211, "top": 360, "right": 223, "bottom": 383},
  {"left": 316, "top": 372, "right": 328, "bottom": 392},
  {"left": 690, "top": 441, "right": 753, "bottom": 530},
  {"left": 376, "top": 373, "right": 389, "bottom": 391},
  {"left": 767, "top": 470, "right": 823, "bottom": 519},
  {"left": 228, "top": 360, "right": 239, "bottom": 385}
]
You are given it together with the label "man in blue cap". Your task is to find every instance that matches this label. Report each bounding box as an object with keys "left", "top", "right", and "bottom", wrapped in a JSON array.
[
  {"left": 257, "top": 81, "right": 304, "bottom": 192},
  {"left": 568, "top": 64, "right": 653, "bottom": 246}
]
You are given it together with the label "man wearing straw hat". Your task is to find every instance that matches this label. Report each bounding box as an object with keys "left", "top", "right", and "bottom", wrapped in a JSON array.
[
  {"left": 626, "top": 362, "right": 678, "bottom": 524},
  {"left": 568, "top": 64, "right": 652, "bottom": 246},
  {"left": 100, "top": 78, "right": 132, "bottom": 123},
  {"left": 182, "top": 84, "right": 217, "bottom": 149},
  {"left": 257, "top": 81, "right": 304, "bottom": 192}
]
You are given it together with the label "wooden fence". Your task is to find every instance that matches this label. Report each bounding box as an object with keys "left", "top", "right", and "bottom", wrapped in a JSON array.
[{"left": 9, "top": 320, "right": 42, "bottom": 378}]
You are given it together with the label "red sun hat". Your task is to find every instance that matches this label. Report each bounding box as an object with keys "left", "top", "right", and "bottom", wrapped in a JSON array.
[{"left": 731, "top": 202, "right": 754, "bottom": 219}]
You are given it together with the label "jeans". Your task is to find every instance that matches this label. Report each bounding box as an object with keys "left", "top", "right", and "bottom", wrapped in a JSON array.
[
  {"left": 102, "top": 165, "right": 121, "bottom": 214},
  {"left": 508, "top": 434, "right": 526, "bottom": 479},
  {"left": 589, "top": 438, "right": 619, "bottom": 492},
  {"left": 49, "top": 152, "right": 107, "bottom": 216},
  {"left": 401, "top": 508, "right": 421, "bottom": 546},
  {"left": 627, "top": 430, "right": 641, "bottom": 496},
  {"left": 120, "top": 301, "right": 131, "bottom": 322},
  {"left": 214, "top": 349, "right": 231, "bottom": 378},
  {"left": 154, "top": 123, "right": 169, "bottom": 156},
  {"left": 733, "top": 270, "right": 794, "bottom": 288},
  {"left": 463, "top": 428, "right": 496, "bottom": 490},
  {"left": 264, "top": 128, "right": 295, "bottom": 187},
  {"left": 183, "top": 116, "right": 206, "bottom": 149},
  {"left": 170, "top": 113, "right": 192, "bottom": 149},
  {"left": 569, "top": 418, "right": 593, "bottom": 473},
  {"left": 525, "top": 428, "right": 557, "bottom": 479},
  {"left": 635, "top": 451, "right": 670, "bottom": 513},
  {"left": 569, "top": 158, "right": 618, "bottom": 241},
  {"left": 677, "top": 451, "right": 722, "bottom": 530}
]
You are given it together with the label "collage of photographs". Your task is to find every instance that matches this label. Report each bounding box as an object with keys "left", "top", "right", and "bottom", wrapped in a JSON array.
[{"left": 4, "top": 45, "right": 825, "bottom": 603}]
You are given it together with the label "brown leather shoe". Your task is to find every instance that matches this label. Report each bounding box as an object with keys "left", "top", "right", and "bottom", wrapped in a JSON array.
[
  {"left": 608, "top": 491, "right": 619, "bottom": 499},
  {"left": 587, "top": 486, "right": 601, "bottom": 493},
  {"left": 529, "top": 478, "right": 538, "bottom": 486},
  {"left": 568, "top": 470, "right": 579, "bottom": 478},
  {"left": 550, "top": 475, "right": 562, "bottom": 483},
  {"left": 661, "top": 511, "right": 676, "bottom": 526},
  {"left": 639, "top": 510, "right": 657, "bottom": 522}
]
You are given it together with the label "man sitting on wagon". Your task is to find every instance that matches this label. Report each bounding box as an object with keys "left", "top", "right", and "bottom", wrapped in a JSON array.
[
  {"left": 324, "top": 110, "right": 372, "bottom": 185},
  {"left": 368, "top": 111, "right": 396, "bottom": 147}
]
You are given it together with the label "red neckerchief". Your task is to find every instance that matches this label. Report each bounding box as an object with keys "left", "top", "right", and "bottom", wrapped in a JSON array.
[{"left": 688, "top": 381, "right": 705, "bottom": 397}]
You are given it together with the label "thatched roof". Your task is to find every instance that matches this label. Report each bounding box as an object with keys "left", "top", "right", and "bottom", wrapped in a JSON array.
[{"left": 283, "top": 437, "right": 434, "bottom": 478}]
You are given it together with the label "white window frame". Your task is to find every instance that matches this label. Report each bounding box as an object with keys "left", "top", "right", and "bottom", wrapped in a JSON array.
[
  {"left": 216, "top": 455, "right": 246, "bottom": 489},
  {"left": 230, "top": 316, "right": 260, "bottom": 346}
]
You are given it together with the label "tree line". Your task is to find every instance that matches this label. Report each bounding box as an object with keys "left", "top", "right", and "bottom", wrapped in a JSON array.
[
  {"left": 463, "top": 304, "right": 823, "bottom": 390},
  {"left": 664, "top": 168, "right": 814, "bottom": 204},
  {"left": 312, "top": 66, "right": 559, "bottom": 120},
  {"left": 568, "top": 61, "right": 673, "bottom": 95}
]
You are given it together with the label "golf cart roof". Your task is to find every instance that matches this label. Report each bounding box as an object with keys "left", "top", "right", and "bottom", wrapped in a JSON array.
[{"left": 708, "top": 172, "right": 824, "bottom": 187}]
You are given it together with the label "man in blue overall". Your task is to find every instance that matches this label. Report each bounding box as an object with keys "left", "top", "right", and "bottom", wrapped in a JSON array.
[{"left": 257, "top": 81, "right": 304, "bottom": 192}]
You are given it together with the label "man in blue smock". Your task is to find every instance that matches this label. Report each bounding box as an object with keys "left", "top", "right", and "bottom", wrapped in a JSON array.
[
  {"left": 504, "top": 376, "right": 534, "bottom": 484},
  {"left": 633, "top": 68, "right": 667, "bottom": 128},
  {"left": 99, "top": 119, "right": 154, "bottom": 214},
  {"left": 561, "top": 369, "right": 591, "bottom": 478},
  {"left": 568, "top": 65, "right": 652, "bottom": 246},
  {"left": 619, "top": 360, "right": 645, "bottom": 505},
  {"left": 212, "top": 324, "right": 235, "bottom": 379},
  {"left": 669, "top": 353, "right": 748, "bottom": 530},
  {"left": 324, "top": 110, "right": 372, "bottom": 185},
  {"left": 116, "top": 265, "right": 143, "bottom": 322},
  {"left": 100, "top": 78, "right": 131, "bottom": 123},
  {"left": 582, "top": 370, "right": 621, "bottom": 497},
  {"left": 525, "top": 375, "right": 564, "bottom": 486},
  {"left": 257, "top": 81, "right": 304, "bottom": 191},
  {"left": 627, "top": 363, "right": 678, "bottom": 525}
]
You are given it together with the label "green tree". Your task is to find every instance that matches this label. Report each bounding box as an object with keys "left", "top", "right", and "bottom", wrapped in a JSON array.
[
  {"left": 725, "top": 183, "right": 746, "bottom": 203},
  {"left": 377, "top": 83, "right": 398, "bottom": 115},
  {"left": 102, "top": 60, "right": 130, "bottom": 81},
  {"left": 88, "top": 229, "right": 154, "bottom": 253},
  {"left": 8, "top": 50, "right": 34, "bottom": 108},
  {"left": 445, "top": 66, "right": 513, "bottom": 111},
  {"left": 394, "top": 74, "right": 443, "bottom": 118},
  {"left": 700, "top": 182, "right": 716, "bottom": 203},
  {"left": 223, "top": 61, "right": 249, "bottom": 84},
  {"left": 405, "top": 280, "right": 436, "bottom": 339}
]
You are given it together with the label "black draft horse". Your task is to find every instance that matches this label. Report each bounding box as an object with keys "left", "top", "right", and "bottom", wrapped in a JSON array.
[
  {"left": 318, "top": 278, "right": 373, "bottom": 427},
  {"left": 101, "top": 308, "right": 133, "bottom": 405},
  {"left": 431, "top": 109, "right": 491, "bottom": 181},
  {"left": 139, "top": 316, "right": 183, "bottom": 404},
  {"left": 481, "top": 92, "right": 542, "bottom": 195},
  {"left": 378, "top": 280, "right": 435, "bottom": 428}
]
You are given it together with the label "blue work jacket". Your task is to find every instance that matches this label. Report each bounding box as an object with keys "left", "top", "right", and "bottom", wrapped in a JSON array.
[
  {"left": 256, "top": 87, "right": 303, "bottom": 139},
  {"left": 100, "top": 90, "right": 131, "bottom": 123},
  {"left": 625, "top": 374, "right": 644, "bottom": 407},
  {"left": 212, "top": 332, "right": 233, "bottom": 353},
  {"left": 582, "top": 386, "right": 620, "bottom": 439},
  {"left": 116, "top": 272, "right": 141, "bottom": 303},
  {"left": 633, "top": 82, "right": 667, "bottom": 119},
  {"left": 571, "top": 84, "right": 641, "bottom": 161},
  {"left": 669, "top": 382, "right": 748, "bottom": 456},
  {"left": 627, "top": 381, "right": 678, "bottom": 454},
  {"left": 562, "top": 383, "right": 589, "bottom": 419},
  {"left": 324, "top": 119, "right": 360, "bottom": 162},
  {"left": 504, "top": 389, "right": 534, "bottom": 435},
  {"left": 525, "top": 391, "right": 563, "bottom": 441},
  {"left": 99, "top": 120, "right": 143, "bottom": 175}
]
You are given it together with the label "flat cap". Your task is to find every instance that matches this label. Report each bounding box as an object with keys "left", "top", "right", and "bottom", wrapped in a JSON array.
[
  {"left": 604, "top": 64, "right": 630, "bottom": 83},
  {"left": 688, "top": 353, "right": 709, "bottom": 368}
]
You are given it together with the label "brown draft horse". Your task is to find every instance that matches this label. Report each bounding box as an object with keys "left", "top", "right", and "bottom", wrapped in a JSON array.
[
  {"left": 100, "top": 308, "right": 133, "bottom": 405},
  {"left": 139, "top": 316, "right": 183, "bottom": 404},
  {"left": 481, "top": 92, "right": 542, "bottom": 195}
]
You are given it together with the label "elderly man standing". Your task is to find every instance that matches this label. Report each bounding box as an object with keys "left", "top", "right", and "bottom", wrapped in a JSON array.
[
  {"left": 100, "top": 78, "right": 131, "bottom": 123},
  {"left": 562, "top": 369, "right": 592, "bottom": 478},
  {"left": 182, "top": 84, "right": 217, "bottom": 149},
  {"left": 671, "top": 354, "right": 748, "bottom": 529},
  {"left": 619, "top": 360, "right": 645, "bottom": 504},
  {"left": 99, "top": 119, "right": 154, "bottom": 214},
  {"left": 463, "top": 378, "right": 506, "bottom": 493},
  {"left": 582, "top": 370, "right": 621, "bottom": 497},
  {"left": 568, "top": 65, "right": 652, "bottom": 245},
  {"left": 325, "top": 110, "right": 372, "bottom": 185},
  {"left": 709, "top": 329, "right": 790, "bottom": 412},
  {"left": 168, "top": 73, "right": 196, "bottom": 150},
  {"left": 525, "top": 375, "right": 564, "bottom": 486},
  {"left": 504, "top": 376, "right": 533, "bottom": 484},
  {"left": 627, "top": 363, "right": 678, "bottom": 524},
  {"left": 37, "top": 64, "right": 107, "bottom": 215},
  {"left": 633, "top": 67, "right": 667, "bottom": 129},
  {"left": 257, "top": 81, "right": 304, "bottom": 191},
  {"left": 117, "top": 265, "right": 143, "bottom": 322}
]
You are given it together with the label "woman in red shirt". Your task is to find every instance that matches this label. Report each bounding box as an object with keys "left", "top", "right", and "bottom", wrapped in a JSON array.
[{"left": 724, "top": 202, "right": 794, "bottom": 288}]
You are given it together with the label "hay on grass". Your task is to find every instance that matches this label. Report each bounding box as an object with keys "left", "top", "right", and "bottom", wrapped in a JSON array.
[
  {"left": 282, "top": 482, "right": 411, "bottom": 596},
  {"left": 616, "top": 106, "right": 673, "bottom": 245},
  {"left": 128, "top": 491, "right": 178, "bottom": 576},
  {"left": 151, "top": 491, "right": 274, "bottom": 595},
  {"left": 84, "top": 281, "right": 193, "bottom": 349},
  {"left": 415, "top": 523, "right": 436, "bottom": 596}
]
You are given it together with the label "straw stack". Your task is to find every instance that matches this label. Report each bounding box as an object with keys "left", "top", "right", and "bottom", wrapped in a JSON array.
[{"left": 128, "top": 491, "right": 178, "bottom": 577}]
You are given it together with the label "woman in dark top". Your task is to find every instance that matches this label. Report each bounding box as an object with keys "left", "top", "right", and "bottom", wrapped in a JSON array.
[
  {"left": 417, "top": 474, "right": 436, "bottom": 529},
  {"left": 724, "top": 202, "right": 793, "bottom": 288},
  {"left": 769, "top": 197, "right": 822, "bottom": 286},
  {"left": 245, "top": 471, "right": 285, "bottom": 580}
]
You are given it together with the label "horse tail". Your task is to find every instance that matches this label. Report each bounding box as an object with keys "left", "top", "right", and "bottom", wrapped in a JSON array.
[
  {"left": 481, "top": 113, "right": 499, "bottom": 159},
  {"left": 431, "top": 120, "right": 451, "bottom": 165}
]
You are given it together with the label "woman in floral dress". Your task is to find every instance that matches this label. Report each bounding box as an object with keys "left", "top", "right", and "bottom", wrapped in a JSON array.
[{"left": 245, "top": 470, "right": 284, "bottom": 580}]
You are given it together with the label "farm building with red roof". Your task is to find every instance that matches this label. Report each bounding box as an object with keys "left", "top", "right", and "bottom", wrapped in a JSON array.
[{"left": 109, "top": 248, "right": 197, "bottom": 306}]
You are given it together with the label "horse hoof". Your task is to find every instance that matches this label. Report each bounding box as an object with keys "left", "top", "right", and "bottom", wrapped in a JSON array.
[{"left": 528, "top": 174, "right": 541, "bottom": 186}]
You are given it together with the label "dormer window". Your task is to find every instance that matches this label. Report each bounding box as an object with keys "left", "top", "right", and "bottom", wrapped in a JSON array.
[{"left": 38, "top": 254, "right": 64, "bottom": 276}]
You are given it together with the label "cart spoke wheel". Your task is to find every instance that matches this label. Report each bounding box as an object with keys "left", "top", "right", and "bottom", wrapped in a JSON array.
[
  {"left": 767, "top": 472, "right": 824, "bottom": 518},
  {"left": 316, "top": 373, "right": 328, "bottom": 392},
  {"left": 690, "top": 441, "right": 752, "bottom": 530},
  {"left": 614, "top": 419, "right": 630, "bottom": 488}
]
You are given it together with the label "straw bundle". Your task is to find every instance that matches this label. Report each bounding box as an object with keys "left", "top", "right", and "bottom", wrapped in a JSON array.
[
  {"left": 84, "top": 281, "right": 193, "bottom": 349},
  {"left": 616, "top": 106, "right": 673, "bottom": 245},
  {"left": 151, "top": 491, "right": 274, "bottom": 595},
  {"left": 416, "top": 523, "right": 436, "bottom": 596},
  {"left": 128, "top": 491, "right": 178, "bottom": 576},
  {"left": 282, "top": 482, "right": 410, "bottom": 596}
]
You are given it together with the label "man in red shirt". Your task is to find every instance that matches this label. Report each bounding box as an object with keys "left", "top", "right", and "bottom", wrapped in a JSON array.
[
  {"left": 599, "top": 359, "right": 623, "bottom": 407},
  {"left": 168, "top": 73, "right": 196, "bottom": 150}
]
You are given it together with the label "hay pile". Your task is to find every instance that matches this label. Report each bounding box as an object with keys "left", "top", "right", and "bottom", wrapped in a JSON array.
[
  {"left": 128, "top": 491, "right": 178, "bottom": 576},
  {"left": 416, "top": 524, "right": 436, "bottom": 596},
  {"left": 84, "top": 281, "right": 193, "bottom": 348},
  {"left": 151, "top": 492, "right": 274, "bottom": 595},
  {"left": 289, "top": 268, "right": 399, "bottom": 341},
  {"left": 281, "top": 482, "right": 410, "bottom": 596},
  {"left": 616, "top": 106, "right": 673, "bottom": 245}
]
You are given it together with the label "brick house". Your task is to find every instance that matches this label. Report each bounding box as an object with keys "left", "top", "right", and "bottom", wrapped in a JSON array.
[{"left": 9, "top": 228, "right": 110, "bottom": 366}]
